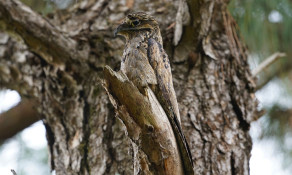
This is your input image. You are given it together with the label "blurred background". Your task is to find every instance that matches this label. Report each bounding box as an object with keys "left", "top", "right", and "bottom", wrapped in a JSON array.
[{"left": 0, "top": 0, "right": 292, "bottom": 174}]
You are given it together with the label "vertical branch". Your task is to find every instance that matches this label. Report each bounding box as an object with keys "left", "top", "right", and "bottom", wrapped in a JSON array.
[{"left": 103, "top": 66, "right": 185, "bottom": 175}]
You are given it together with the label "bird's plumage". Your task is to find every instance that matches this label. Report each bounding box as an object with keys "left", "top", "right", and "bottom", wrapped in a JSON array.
[{"left": 116, "top": 12, "right": 194, "bottom": 174}]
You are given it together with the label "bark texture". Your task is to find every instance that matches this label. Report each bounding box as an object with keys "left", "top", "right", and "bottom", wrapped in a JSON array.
[{"left": 0, "top": 0, "right": 258, "bottom": 174}]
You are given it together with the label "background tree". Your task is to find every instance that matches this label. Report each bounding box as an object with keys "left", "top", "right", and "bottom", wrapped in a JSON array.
[{"left": 0, "top": 0, "right": 264, "bottom": 174}]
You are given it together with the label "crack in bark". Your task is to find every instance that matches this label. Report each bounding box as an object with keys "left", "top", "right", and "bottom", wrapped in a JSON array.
[
  {"left": 201, "top": 58, "right": 212, "bottom": 93},
  {"left": 44, "top": 122, "right": 56, "bottom": 170},
  {"left": 104, "top": 103, "right": 116, "bottom": 174},
  {"left": 81, "top": 91, "right": 91, "bottom": 173},
  {"left": 230, "top": 152, "right": 236, "bottom": 175},
  {"left": 59, "top": 112, "right": 70, "bottom": 146},
  {"left": 230, "top": 96, "right": 249, "bottom": 131}
]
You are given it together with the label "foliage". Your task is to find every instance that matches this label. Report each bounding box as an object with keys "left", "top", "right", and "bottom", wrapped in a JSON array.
[{"left": 229, "top": 0, "right": 292, "bottom": 56}]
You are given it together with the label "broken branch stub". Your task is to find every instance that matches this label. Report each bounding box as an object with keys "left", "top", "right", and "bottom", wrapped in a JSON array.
[{"left": 103, "top": 66, "right": 184, "bottom": 175}]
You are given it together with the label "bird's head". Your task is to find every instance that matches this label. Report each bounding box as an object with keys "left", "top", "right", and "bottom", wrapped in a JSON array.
[{"left": 114, "top": 12, "right": 160, "bottom": 40}]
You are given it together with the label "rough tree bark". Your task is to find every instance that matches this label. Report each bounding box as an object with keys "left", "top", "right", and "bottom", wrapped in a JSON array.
[{"left": 0, "top": 0, "right": 258, "bottom": 174}]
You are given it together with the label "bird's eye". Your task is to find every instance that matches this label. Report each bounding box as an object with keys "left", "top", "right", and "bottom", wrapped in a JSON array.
[{"left": 132, "top": 20, "right": 140, "bottom": 26}]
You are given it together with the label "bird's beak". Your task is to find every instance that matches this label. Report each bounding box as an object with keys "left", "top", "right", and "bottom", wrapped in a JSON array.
[
  {"left": 114, "top": 25, "right": 122, "bottom": 37},
  {"left": 114, "top": 23, "right": 128, "bottom": 37},
  {"left": 114, "top": 22, "right": 137, "bottom": 37}
]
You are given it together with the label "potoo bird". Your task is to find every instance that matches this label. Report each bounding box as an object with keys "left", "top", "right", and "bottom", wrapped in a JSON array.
[{"left": 115, "top": 12, "right": 194, "bottom": 174}]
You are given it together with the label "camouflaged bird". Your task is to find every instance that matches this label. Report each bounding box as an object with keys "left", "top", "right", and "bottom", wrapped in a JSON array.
[{"left": 115, "top": 12, "right": 194, "bottom": 174}]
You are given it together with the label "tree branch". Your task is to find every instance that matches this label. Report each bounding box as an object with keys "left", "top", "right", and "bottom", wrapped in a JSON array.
[
  {"left": 252, "top": 52, "right": 286, "bottom": 76},
  {"left": 103, "top": 66, "right": 184, "bottom": 175},
  {"left": 254, "top": 52, "right": 289, "bottom": 90},
  {"left": 0, "top": 0, "right": 87, "bottom": 65},
  {"left": 0, "top": 99, "right": 39, "bottom": 143}
]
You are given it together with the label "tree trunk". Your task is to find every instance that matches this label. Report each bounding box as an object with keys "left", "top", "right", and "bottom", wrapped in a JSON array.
[{"left": 0, "top": 0, "right": 258, "bottom": 174}]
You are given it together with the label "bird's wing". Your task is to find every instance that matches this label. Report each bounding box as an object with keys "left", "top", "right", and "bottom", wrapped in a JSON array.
[
  {"left": 121, "top": 41, "right": 157, "bottom": 88},
  {"left": 147, "top": 38, "right": 194, "bottom": 174}
]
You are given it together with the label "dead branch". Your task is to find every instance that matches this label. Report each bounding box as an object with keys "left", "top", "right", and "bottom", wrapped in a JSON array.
[
  {"left": 252, "top": 52, "right": 286, "bottom": 76},
  {"left": 253, "top": 52, "right": 290, "bottom": 90},
  {"left": 103, "top": 66, "right": 184, "bottom": 175}
]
